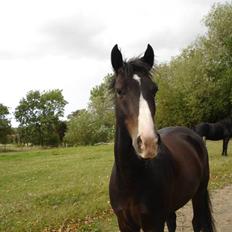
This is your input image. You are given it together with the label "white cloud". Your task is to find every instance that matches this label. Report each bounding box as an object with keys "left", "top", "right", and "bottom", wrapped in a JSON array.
[{"left": 39, "top": 15, "right": 107, "bottom": 59}]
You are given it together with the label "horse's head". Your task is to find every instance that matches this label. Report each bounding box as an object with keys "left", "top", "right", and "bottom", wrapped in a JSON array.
[{"left": 111, "top": 44, "right": 159, "bottom": 159}]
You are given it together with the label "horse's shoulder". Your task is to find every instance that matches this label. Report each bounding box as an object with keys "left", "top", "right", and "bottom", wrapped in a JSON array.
[
  {"left": 158, "top": 126, "right": 180, "bottom": 135},
  {"left": 159, "top": 126, "right": 197, "bottom": 138}
]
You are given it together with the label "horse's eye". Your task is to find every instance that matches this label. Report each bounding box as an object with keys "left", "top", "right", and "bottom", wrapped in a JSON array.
[
  {"left": 116, "top": 88, "right": 125, "bottom": 97},
  {"left": 116, "top": 88, "right": 122, "bottom": 95}
]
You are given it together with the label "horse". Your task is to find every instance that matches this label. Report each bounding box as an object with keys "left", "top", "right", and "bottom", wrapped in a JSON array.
[
  {"left": 109, "top": 44, "right": 216, "bottom": 232},
  {"left": 194, "top": 117, "right": 232, "bottom": 156}
]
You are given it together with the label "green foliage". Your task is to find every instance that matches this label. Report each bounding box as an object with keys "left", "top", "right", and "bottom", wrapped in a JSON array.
[
  {"left": 65, "top": 110, "right": 110, "bottom": 145},
  {"left": 65, "top": 75, "right": 114, "bottom": 145},
  {"left": 155, "top": 2, "right": 232, "bottom": 128},
  {"left": 88, "top": 74, "right": 115, "bottom": 140},
  {"left": 15, "top": 90, "right": 67, "bottom": 146},
  {"left": 0, "top": 103, "right": 11, "bottom": 144}
]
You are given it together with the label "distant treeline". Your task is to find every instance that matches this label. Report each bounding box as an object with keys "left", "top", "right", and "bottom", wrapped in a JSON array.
[{"left": 0, "top": 2, "right": 231, "bottom": 146}]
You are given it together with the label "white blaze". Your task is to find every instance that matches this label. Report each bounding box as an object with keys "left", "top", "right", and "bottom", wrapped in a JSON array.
[
  {"left": 133, "top": 74, "right": 141, "bottom": 84},
  {"left": 133, "top": 75, "right": 156, "bottom": 139}
]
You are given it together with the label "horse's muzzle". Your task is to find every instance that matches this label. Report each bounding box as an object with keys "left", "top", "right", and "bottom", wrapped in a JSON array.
[{"left": 136, "top": 134, "right": 159, "bottom": 159}]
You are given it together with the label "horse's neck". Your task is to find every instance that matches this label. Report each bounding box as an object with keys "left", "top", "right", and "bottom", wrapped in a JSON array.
[{"left": 114, "top": 121, "right": 144, "bottom": 185}]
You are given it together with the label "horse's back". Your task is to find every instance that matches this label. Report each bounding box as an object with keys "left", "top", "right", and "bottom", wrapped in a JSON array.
[
  {"left": 208, "top": 122, "right": 226, "bottom": 140},
  {"left": 195, "top": 121, "right": 231, "bottom": 140}
]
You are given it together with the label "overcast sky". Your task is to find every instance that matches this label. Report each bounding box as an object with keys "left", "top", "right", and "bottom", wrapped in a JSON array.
[{"left": 0, "top": 0, "right": 227, "bottom": 126}]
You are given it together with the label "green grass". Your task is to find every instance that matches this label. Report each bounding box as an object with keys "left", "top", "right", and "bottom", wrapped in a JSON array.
[
  {"left": 207, "top": 141, "right": 232, "bottom": 189},
  {"left": 0, "top": 141, "right": 231, "bottom": 231},
  {"left": 0, "top": 145, "right": 117, "bottom": 232}
]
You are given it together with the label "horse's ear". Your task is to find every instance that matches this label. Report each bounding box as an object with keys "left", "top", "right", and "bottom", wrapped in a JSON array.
[
  {"left": 111, "top": 44, "right": 123, "bottom": 73},
  {"left": 141, "top": 44, "right": 154, "bottom": 69}
]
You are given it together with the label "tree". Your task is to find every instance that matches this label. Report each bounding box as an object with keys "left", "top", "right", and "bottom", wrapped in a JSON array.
[
  {"left": 88, "top": 74, "right": 115, "bottom": 140},
  {"left": 15, "top": 89, "right": 67, "bottom": 146},
  {"left": 57, "top": 120, "right": 67, "bottom": 144},
  {"left": 67, "top": 109, "right": 85, "bottom": 119},
  {"left": 155, "top": 2, "right": 232, "bottom": 128},
  {"left": 201, "top": 2, "right": 232, "bottom": 120},
  {"left": 0, "top": 103, "right": 11, "bottom": 144},
  {"left": 65, "top": 75, "right": 115, "bottom": 145}
]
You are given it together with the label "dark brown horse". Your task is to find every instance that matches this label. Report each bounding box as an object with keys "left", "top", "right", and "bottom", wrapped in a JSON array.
[
  {"left": 194, "top": 117, "right": 232, "bottom": 156},
  {"left": 109, "top": 45, "right": 216, "bottom": 232}
]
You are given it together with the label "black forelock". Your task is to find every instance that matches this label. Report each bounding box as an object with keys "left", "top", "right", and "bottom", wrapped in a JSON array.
[
  {"left": 124, "top": 58, "right": 152, "bottom": 78},
  {"left": 109, "top": 57, "right": 155, "bottom": 92}
]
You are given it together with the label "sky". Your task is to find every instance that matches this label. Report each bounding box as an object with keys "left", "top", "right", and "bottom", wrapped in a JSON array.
[{"left": 0, "top": 0, "right": 227, "bottom": 126}]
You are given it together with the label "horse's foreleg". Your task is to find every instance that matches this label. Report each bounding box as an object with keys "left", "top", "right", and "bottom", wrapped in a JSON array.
[
  {"left": 222, "top": 138, "right": 226, "bottom": 156},
  {"left": 166, "top": 212, "right": 176, "bottom": 232},
  {"left": 116, "top": 211, "right": 140, "bottom": 232},
  {"left": 224, "top": 137, "right": 230, "bottom": 156},
  {"left": 141, "top": 214, "right": 165, "bottom": 232},
  {"left": 222, "top": 138, "right": 229, "bottom": 156}
]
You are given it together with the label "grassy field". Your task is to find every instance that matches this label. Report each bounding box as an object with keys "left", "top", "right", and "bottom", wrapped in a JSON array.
[{"left": 0, "top": 141, "right": 232, "bottom": 232}]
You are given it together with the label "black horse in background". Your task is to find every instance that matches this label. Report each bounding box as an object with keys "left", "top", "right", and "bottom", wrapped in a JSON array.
[{"left": 194, "top": 117, "right": 232, "bottom": 156}]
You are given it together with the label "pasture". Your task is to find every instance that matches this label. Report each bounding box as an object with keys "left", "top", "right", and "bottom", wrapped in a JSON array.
[{"left": 0, "top": 141, "right": 232, "bottom": 232}]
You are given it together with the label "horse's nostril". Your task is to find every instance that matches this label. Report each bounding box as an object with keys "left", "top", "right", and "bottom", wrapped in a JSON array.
[{"left": 137, "top": 136, "right": 142, "bottom": 148}]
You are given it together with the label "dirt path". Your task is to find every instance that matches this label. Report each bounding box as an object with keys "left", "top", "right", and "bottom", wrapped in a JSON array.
[{"left": 164, "top": 185, "right": 232, "bottom": 232}]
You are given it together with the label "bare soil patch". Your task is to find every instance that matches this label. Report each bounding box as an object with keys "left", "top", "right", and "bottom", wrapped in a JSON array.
[{"left": 165, "top": 185, "right": 232, "bottom": 232}]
